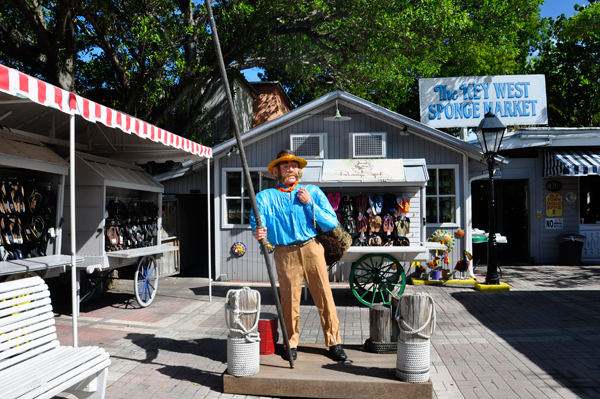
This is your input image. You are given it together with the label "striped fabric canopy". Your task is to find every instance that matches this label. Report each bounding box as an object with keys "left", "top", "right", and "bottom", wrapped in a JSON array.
[
  {"left": 0, "top": 64, "right": 212, "bottom": 159},
  {"left": 544, "top": 150, "right": 600, "bottom": 177}
]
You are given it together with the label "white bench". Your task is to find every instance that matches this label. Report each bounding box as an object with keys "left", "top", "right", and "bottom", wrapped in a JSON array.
[{"left": 0, "top": 276, "right": 111, "bottom": 399}]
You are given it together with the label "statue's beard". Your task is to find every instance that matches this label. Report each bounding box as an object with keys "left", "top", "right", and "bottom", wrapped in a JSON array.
[{"left": 277, "top": 170, "right": 302, "bottom": 184}]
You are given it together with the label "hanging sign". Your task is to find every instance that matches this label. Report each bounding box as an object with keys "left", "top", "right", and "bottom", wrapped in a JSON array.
[
  {"left": 419, "top": 74, "right": 547, "bottom": 128},
  {"left": 545, "top": 192, "right": 563, "bottom": 217},
  {"left": 321, "top": 159, "right": 405, "bottom": 182}
]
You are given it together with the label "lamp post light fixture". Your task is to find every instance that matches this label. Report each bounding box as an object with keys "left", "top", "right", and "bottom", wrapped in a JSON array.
[{"left": 475, "top": 111, "right": 506, "bottom": 285}]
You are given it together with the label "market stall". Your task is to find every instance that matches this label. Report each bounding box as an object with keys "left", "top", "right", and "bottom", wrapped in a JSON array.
[
  {"left": 301, "top": 158, "right": 446, "bottom": 306},
  {"left": 0, "top": 64, "right": 213, "bottom": 345},
  {"left": 61, "top": 152, "right": 175, "bottom": 306},
  {"left": 0, "top": 130, "right": 83, "bottom": 279}
]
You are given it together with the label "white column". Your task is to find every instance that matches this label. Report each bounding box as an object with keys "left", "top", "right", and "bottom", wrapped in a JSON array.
[{"left": 69, "top": 114, "right": 78, "bottom": 347}]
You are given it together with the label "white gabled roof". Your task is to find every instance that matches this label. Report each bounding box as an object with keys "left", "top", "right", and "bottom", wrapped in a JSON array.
[{"left": 211, "top": 90, "right": 484, "bottom": 160}]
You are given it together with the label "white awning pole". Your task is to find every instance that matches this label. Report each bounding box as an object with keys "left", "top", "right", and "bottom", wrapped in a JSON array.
[
  {"left": 207, "top": 158, "right": 212, "bottom": 302},
  {"left": 69, "top": 114, "right": 78, "bottom": 347}
]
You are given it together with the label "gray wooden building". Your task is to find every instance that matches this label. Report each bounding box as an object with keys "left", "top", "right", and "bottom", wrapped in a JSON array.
[{"left": 158, "top": 90, "right": 490, "bottom": 282}]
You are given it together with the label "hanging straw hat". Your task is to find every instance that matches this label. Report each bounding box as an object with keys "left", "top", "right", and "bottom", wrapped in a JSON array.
[{"left": 267, "top": 150, "right": 307, "bottom": 173}]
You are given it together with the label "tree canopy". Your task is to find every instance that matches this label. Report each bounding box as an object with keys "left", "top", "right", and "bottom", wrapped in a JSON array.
[
  {"left": 527, "top": 0, "right": 600, "bottom": 127},
  {"left": 0, "top": 0, "right": 544, "bottom": 143}
]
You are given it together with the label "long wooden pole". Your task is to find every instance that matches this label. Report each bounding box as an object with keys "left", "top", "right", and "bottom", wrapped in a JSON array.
[{"left": 204, "top": 0, "right": 294, "bottom": 368}]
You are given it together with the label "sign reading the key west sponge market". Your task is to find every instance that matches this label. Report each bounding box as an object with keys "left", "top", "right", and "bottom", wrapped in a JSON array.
[
  {"left": 321, "top": 159, "right": 405, "bottom": 182},
  {"left": 419, "top": 75, "right": 547, "bottom": 128}
]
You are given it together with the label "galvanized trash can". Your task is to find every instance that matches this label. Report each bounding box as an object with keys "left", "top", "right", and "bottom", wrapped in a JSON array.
[
  {"left": 394, "top": 293, "right": 436, "bottom": 383},
  {"left": 559, "top": 234, "right": 586, "bottom": 266},
  {"left": 225, "top": 287, "right": 261, "bottom": 377}
]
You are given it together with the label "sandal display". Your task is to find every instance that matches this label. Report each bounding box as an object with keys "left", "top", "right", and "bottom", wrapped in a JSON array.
[
  {"left": 357, "top": 212, "right": 368, "bottom": 233},
  {"left": 355, "top": 195, "right": 368, "bottom": 212},
  {"left": 104, "top": 198, "right": 159, "bottom": 251},
  {"left": 338, "top": 191, "right": 414, "bottom": 248},
  {"left": 368, "top": 215, "right": 382, "bottom": 233},
  {"left": 383, "top": 214, "right": 395, "bottom": 236}
]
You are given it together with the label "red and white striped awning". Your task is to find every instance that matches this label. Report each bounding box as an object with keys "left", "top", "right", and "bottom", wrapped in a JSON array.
[{"left": 0, "top": 64, "right": 212, "bottom": 159}]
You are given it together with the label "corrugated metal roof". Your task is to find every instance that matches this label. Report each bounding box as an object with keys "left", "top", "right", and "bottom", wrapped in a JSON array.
[{"left": 0, "top": 129, "right": 69, "bottom": 175}]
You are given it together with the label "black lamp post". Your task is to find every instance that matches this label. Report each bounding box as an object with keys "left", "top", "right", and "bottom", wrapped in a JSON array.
[{"left": 475, "top": 111, "right": 506, "bottom": 285}]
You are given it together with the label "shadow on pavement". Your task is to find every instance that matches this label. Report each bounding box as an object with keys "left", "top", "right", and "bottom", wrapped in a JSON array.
[
  {"left": 189, "top": 284, "right": 361, "bottom": 307},
  {"left": 450, "top": 287, "right": 600, "bottom": 398}
]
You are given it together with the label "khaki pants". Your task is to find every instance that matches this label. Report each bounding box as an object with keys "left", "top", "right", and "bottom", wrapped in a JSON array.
[{"left": 274, "top": 239, "right": 341, "bottom": 348}]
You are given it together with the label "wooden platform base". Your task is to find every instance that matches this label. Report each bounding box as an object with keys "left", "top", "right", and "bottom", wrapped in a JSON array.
[{"left": 223, "top": 344, "right": 432, "bottom": 399}]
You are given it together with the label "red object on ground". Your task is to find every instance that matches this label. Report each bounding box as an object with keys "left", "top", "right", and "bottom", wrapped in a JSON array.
[{"left": 258, "top": 313, "right": 278, "bottom": 355}]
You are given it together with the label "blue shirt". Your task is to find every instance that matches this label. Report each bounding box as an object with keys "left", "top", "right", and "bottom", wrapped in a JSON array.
[{"left": 250, "top": 184, "right": 338, "bottom": 246}]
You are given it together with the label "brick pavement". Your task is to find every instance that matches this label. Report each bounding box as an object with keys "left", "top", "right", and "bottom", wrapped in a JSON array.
[{"left": 49, "top": 265, "right": 600, "bottom": 399}]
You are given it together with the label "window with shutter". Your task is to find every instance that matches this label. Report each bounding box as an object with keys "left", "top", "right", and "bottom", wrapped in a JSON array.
[{"left": 351, "top": 133, "right": 386, "bottom": 158}]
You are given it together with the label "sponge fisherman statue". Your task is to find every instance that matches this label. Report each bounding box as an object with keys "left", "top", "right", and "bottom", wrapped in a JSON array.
[{"left": 250, "top": 149, "right": 347, "bottom": 362}]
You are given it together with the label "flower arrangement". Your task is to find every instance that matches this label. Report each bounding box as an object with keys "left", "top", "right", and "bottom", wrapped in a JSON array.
[{"left": 413, "top": 262, "right": 426, "bottom": 274}]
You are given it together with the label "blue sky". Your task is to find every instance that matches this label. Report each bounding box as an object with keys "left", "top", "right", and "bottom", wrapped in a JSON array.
[
  {"left": 539, "top": 0, "right": 581, "bottom": 19},
  {"left": 241, "top": 0, "right": 584, "bottom": 82}
]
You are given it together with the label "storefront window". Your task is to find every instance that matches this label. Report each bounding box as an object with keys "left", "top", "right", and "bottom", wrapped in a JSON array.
[
  {"left": 225, "top": 170, "right": 278, "bottom": 226},
  {"left": 426, "top": 167, "right": 457, "bottom": 224},
  {"left": 580, "top": 176, "right": 600, "bottom": 224}
]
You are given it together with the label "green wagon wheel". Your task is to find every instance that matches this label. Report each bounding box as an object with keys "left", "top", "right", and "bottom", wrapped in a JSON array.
[
  {"left": 134, "top": 256, "right": 158, "bottom": 307},
  {"left": 350, "top": 253, "right": 406, "bottom": 307}
]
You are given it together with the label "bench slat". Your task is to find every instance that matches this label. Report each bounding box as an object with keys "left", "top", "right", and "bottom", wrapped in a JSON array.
[
  {"left": 0, "top": 277, "right": 46, "bottom": 294},
  {"left": 0, "top": 310, "right": 54, "bottom": 337},
  {"left": 1, "top": 346, "right": 108, "bottom": 398},
  {"left": 0, "top": 331, "right": 58, "bottom": 364},
  {"left": 0, "top": 296, "right": 52, "bottom": 319},
  {"left": 20, "top": 349, "right": 111, "bottom": 399},
  {"left": 0, "top": 285, "right": 49, "bottom": 302},
  {"left": 0, "top": 325, "right": 56, "bottom": 353},
  {"left": 0, "top": 290, "right": 49, "bottom": 308},
  {"left": 0, "top": 304, "right": 53, "bottom": 330},
  {"left": 0, "top": 318, "right": 55, "bottom": 347},
  {"left": 0, "top": 341, "right": 58, "bottom": 372}
]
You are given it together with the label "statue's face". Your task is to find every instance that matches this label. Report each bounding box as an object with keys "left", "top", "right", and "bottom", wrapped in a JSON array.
[{"left": 274, "top": 161, "right": 302, "bottom": 185}]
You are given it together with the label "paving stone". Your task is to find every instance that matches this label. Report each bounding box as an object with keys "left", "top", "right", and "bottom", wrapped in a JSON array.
[{"left": 46, "top": 266, "right": 600, "bottom": 399}]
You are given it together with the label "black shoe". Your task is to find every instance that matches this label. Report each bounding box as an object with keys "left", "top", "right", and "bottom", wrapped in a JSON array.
[
  {"left": 329, "top": 344, "right": 347, "bottom": 361},
  {"left": 282, "top": 348, "right": 297, "bottom": 361}
]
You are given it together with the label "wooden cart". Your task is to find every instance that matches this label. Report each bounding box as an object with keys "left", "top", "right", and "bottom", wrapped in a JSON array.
[
  {"left": 341, "top": 244, "right": 446, "bottom": 307},
  {"left": 300, "top": 158, "right": 448, "bottom": 306},
  {"left": 62, "top": 152, "right": 177, "bottom": 307}
]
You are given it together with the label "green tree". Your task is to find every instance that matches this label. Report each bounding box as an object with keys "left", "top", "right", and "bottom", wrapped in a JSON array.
[
  {"left": 527, "top": 0, "right": 600, "bottom": 127},
  {"left": 0, "top": 0, "right": 543, "bottom": 143}
]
